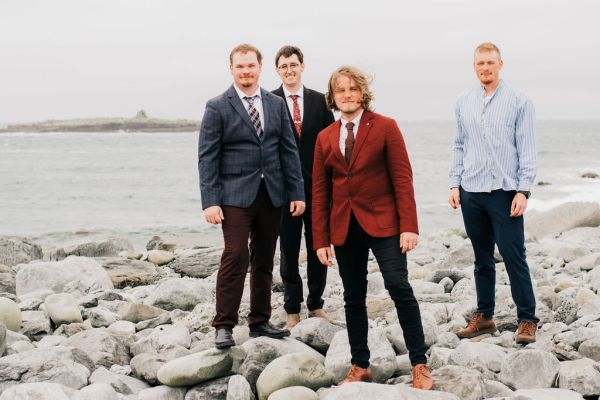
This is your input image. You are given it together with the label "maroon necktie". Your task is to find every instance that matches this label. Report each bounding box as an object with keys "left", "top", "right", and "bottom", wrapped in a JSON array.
[
  {"left": 290, "top": 94, "right": 302, "bottom": 137},
  {"left": 345, "top": 122, "right": 355, "bottom": 164}
]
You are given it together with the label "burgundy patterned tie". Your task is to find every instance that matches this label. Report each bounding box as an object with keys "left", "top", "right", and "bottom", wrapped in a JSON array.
[
  {"left": 290, "top": 94, "right": 302, "bottom": 137},
  {"left": 243, "top": 95, "right": 263, "bottom": 138},
  {"left": 345, "top": 122, "right": 355, "bottom": 164}
]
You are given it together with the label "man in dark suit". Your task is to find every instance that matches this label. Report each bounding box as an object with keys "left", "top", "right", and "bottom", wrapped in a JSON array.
[
  {"left": 272, "top": 45, "right": 335, "bottom": 329},
  {"left": 198, "top": 44, "right": 306, "bottom": 349},
  {"left": 312, "top": 66, "right": 432, "bottom": 389}
]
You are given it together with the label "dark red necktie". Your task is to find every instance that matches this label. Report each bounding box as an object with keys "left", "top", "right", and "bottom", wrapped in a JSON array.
[
  {"left": 345, "top": 122, "right": 355, "bottom": 164},
  {"left": 290, "top": 94, "right": 302, "bottom": 137}
]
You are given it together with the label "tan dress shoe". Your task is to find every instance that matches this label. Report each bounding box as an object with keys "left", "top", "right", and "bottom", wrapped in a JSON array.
[
  {"left": 286, "top": 313, "right": 300, "bottom": 330},
  {"left": 412, "top": 364, "right": 433, "bottom": 390},
  {"left": 516, "top": 320, "right": 537, "bottom": 344},
  {"left": 308, "top": 308, "right": 332, "bottom": 322},
  {"left": 338, "top": 365, "right": 372, "bottom": 385},
  {"left": 456, "top": 312, "right": 497, "bottom": 338}
]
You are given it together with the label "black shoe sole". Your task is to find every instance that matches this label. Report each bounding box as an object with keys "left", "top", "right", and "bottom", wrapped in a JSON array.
[
  {"left": 456, "top": 327, "right": 497, "bottom": 339},
  {"left": 215, "top": 340, "right": 235, "bottom": 349},
  {"left": 249, "top": 330, "right": 291, "bottom": 339},
  {"left": 515, "top": 337, "right": 536, "bottom": 345}
]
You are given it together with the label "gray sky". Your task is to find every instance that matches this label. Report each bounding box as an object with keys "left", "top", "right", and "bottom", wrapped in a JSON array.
[{"left": 1, "top": 0, "right": 599, "bottom": 123}]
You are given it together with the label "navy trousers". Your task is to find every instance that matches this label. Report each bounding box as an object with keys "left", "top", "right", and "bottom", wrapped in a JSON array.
[{"left": 460, "top": 188, "right": 539, "bottom": 324}]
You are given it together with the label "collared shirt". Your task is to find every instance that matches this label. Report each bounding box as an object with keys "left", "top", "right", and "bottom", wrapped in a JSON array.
[
  {"left": 233, "top": 84, "right": 265, "bottom": 130},
  {"left": 283, "top": 85, "right": 304, "bottom": 121},
  {"left": 449, "top": 80, "right": 536, "bottom": 192},
  {"left": 339, "top": 110, "right": 363, "bottom": 156}
]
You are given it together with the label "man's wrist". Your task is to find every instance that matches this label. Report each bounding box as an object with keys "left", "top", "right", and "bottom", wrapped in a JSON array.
[{"left": 517, "top": 190, "right": 531, "bottom": 199}]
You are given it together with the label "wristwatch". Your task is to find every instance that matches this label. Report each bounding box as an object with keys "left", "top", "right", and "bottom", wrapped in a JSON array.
[{"left": 518, "top": 191, "right": 531, "bottom": 199}]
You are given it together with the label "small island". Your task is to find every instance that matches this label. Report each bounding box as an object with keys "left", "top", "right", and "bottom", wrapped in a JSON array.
[{"left": 0, "top": 110, "right": 200, "bottom": 133}]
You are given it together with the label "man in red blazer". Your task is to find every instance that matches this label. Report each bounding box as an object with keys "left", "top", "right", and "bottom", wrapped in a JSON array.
[{"left": 312, "top": 66, "right": 432, "bottom": 390}]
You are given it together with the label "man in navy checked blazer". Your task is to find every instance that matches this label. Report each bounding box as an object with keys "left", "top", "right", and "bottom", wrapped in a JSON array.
[{"left": 198, "top": 43, "right": 305, "bottom": 349}]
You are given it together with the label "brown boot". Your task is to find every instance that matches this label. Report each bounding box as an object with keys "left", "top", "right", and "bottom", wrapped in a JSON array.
[
  {"left": 286, "top": 313, "right": 300, "bottom": 330},
  {"left": 338, "top": 365, "right": 373, "bottom": 385},
  {"left": 308, "top": 308, "right": 332, "bottom": 322},
  {"left": 412, "top": 364, "right": 433, "bottom": 390},
  {"left": 516, "top": 320, "right": 537, "bottom": 344},
  {"left": 456, "top": 312, "right": 497, "bottom": 338}
]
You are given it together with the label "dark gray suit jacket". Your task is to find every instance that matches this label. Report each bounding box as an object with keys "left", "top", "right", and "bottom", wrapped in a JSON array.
[{"left": 198, "top": 85, "right": 305, "bottom": 209}]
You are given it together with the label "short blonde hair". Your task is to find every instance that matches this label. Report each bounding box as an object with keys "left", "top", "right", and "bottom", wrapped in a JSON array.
[
  {"left": 229, "top": 43, "right": 263, "bottom": 65},
  {"left": 325, "top": 65, "right": 374, "bottom": 112},
  {"left": 474, "top": 42, "right": 501, "bottom": 59}
]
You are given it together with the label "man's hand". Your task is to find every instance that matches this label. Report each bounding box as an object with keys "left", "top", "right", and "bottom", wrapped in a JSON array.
[
  {"left": 204, "top": 206, "right": 224, "bottom": 224},
  {"left": 290, "top": 200, "right": 306, "bottom": 217},
  {"left": 448, "top": 187, "right": 460, "bottom": 209},
  {"left": 510, "top": 193, "right": 528, "bottom": 217},
  {"left": 400, "top": 232, "right": 419, "bottom": 253},
  {"left": 316, "top": 246, "right": 334, "bottom": 267}
]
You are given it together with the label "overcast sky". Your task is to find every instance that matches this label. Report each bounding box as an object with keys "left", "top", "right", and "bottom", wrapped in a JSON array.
[{"left": 1, "top": 0, "right": 599, "bottom": 123}]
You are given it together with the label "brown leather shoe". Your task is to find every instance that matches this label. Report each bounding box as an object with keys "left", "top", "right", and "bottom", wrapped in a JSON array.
[
  {"left": 286, "top": 313, "right": 300, "bottom": 330},
  {"left": 456, "top": 312, "right": 497, "bottom": 338},
  {"left": 308, "top": 308, "right": 332, "bottom": 322},
  {"left": 412, "top": 364, "right": 433, "bottom": 390},
  {"left": 516, "top": 320, "right": 537, "bottom": 344},
  {"left": 338, "top": 365, "right": 373, "bottom": 385}
]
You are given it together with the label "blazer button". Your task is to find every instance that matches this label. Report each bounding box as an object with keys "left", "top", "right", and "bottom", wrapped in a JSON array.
[{"left": 347, "top": 174, "right": 352, "bottom": 179}]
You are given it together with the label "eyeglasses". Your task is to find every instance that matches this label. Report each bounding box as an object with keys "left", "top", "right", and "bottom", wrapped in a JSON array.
[{"left": 277, "top": 63, "right": 301, "bottom": 71}]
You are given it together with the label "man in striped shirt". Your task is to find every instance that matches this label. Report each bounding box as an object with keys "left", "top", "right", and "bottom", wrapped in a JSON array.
[{"left": 448, "top": 42, "right": 539, "bottom": 344}]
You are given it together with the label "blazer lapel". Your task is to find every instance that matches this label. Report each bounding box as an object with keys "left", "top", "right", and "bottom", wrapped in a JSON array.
[
  {"left": 302, "top": 86, "right": 313, "bottom": 123},
  {"left": 227, "top": 85, "right": 260, "bottom": 143},
  {"left": 260, "top": 88, "right": 272, "bottom": 141},
  {"left": 329, "top": 120, "right": 346, "bottom": 167},
  {"left": 348, "top": 111, "right": 375, "bottom": 168}
]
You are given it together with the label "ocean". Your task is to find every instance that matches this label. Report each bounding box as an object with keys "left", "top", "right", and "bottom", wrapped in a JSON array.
[{"left": 1, "top": 121, "right": 599, "bottom": 250}]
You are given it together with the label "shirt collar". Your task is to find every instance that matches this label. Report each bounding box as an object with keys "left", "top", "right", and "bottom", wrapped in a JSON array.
[
  {"left": 480, "top": 79, "right": 504, "bottom": 97},
  {"left": 233, "top": 84, "right": 262, "bottom": 101},
  {"left": 283, "top": 85, "right": 303, "bottom": 99},
  {"left": 341, "top": 110, "right": 364, "bottom": 128}
]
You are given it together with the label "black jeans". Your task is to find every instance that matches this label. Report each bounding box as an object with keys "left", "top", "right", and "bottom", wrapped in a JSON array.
[
  {"left": 280, "top": 202, "right": 327, "bottom": 314},
  {"left": 460, "top": 188, "right": 539, "bottom": 324},
  {"left": 334, "top": 214, "right": 427, "bottom": 368}
]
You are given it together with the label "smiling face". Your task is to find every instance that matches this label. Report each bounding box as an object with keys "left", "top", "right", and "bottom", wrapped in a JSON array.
[
  {"left": 230, "top": 51, "right": 262, "bottom": 91},
  {"left": 333, "top": 75, "right": 363, "bottom": 120},
  {"left": 276, "top": 54, "right": 304, "bottom": 90},
  {"left": 474, "top": 50, "right": 503, "bottom": 86}
]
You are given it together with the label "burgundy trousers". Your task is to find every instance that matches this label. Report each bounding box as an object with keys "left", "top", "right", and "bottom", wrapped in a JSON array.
[{"left": 212, "top": 182, "right": 282, "bottom": 330}]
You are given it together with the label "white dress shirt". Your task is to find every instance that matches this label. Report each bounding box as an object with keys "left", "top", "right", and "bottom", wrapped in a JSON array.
[
  {"left": 339, "top": 111, "right": 363, "bottom": 156},
  {"left": 233, "top": 84, "right": 265, "bottom": 130},
  {"left": 283, "top": 85, "right": 304, "bottom": 121}
]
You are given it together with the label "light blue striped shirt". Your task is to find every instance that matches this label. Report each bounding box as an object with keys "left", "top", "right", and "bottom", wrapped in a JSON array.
[{"left": 449, "top": 80, "right": 536, "bottom": 193}]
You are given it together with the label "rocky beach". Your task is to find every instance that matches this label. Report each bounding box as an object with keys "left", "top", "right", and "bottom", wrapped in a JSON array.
[{"left": 1, "top": 201, "right": 600, "bottom": 400}]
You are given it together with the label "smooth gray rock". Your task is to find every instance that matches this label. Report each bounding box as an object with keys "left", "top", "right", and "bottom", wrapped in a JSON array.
[
  {"left": 511, "top": 388, "right": 584, "bottom": 399},
  {"left": 431, "top": 365, "right": 486, "bottom": 400},
  {"left": 255, "top": 353, "right": 334, "bottom": 400},
  {"left": 184, "top": 376, "right": 230, "bottom": 400},
  {"left": 579, "top": 337, "right": 600, "bottom": 361},
  {"left": 51, "top": 238, "right": 134, "bottom": 260},
  {"left": 483, "top": 380, "right": 514, "bottom": 398},
  {"left": 326, "top": 328, "right": 396, "bottom": 383},
  {"left": 108, "top": 320, "right": 137, "bottom": 335},
  {"left": 136, "top": 313, "right": 172, "bottom": 331},
  {"left": 384, "top": 312, "right": 438, "bottom": 353},
  {"left": 170, "top": 247, "right": 223, "bottom": 278},
  {"left": 226, "top": 375, "right": 254, "bottom": 400},
  {"left": 319, "top": 381, "right": 460, "bottom": 399},
  {"left": 131, "top": 353, "right": 169, "bottom": 385},
  {"left": 290, "top": 317, "right": 344, "bottom": 353},
  {"left": 36, "top": 335, "right": 67, "bottom": 348},
  {"left": 73, "top": 383, "right": 119, "bottom": 400},
  {"left": 0, "top": 382, "right": 75, "bottom": 400},
  {"left": 44, "top": 293, "right": 83, "bottom": 326},
  {"left": 119, "top": 302, "right": 167, "bottom": 323},
  {"left": 526, "top": 202, "right": 600, "bottom": 238},
  {"left": 569, "top": 253, "right": 600, "bottom": 271},
  {"left": 427, "top": 269, "right": 470, "bottom": 284},
  {"left": 15, "top": 256, "right": 113, "bottom": 298},
  {"left": 157, "top": 347, "right": 235, "bottom": 387},
  {"left": 435, "top": 332, "right": 460, "bottom": 349},
  {"left": 64, "top": 328, "right": 132, "bottom": 367},
  {"left": 0, "top": 236, "right": 43, "bottom": 267},
  {"left": 87, "top": 307, "right": 118, "bottom": 327},
  {"left": 96, "top": 257, "right": 165, "bottom": 289},
  {"left": 499, "top": 349, "right": 560, "bottom": 389},
  {"left": 147, "top": 278, "right": 213, "bottom": 311},
  {"left": 0, "top": 297, "right": 21, "bottom": 331},
  {"left": 147, "top": 250, "right": 175, "bottom": 266},
  {"left": 0, "top": 346, "right": 93, "bottom": 391},
  {"left": 558, "top": 358, "right": 600, "bottom": 396},
  {"left": 19, "top": 310, "right": 51, "bottom": 339},
  {"left": 0, "top": 324, "right": 5, "bottom": 356},
  {"left": 138, "top": 386, "right": 187, "bottom": 400},
  {"left": 89, "top": 366, "right": 150, "bottom": 395},
  {"left": 268, "top": 386, "right": 316, "bottom": 400},
  {"left": 0, "top": 272, "right": 16, "bottom": 295},
  {"left": 131, "top": 323, "right": 191, "bottom": 357},
  {"left": 430, "top": 346, "right": 453, "bottom": 370},
  {"left": 448, "top": 341, "right": 507, "bottom": 373}
]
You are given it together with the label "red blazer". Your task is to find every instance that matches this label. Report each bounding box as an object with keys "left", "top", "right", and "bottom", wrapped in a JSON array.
[{"left": 312, "top": 111, "right": 418, "bottom": 249}]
